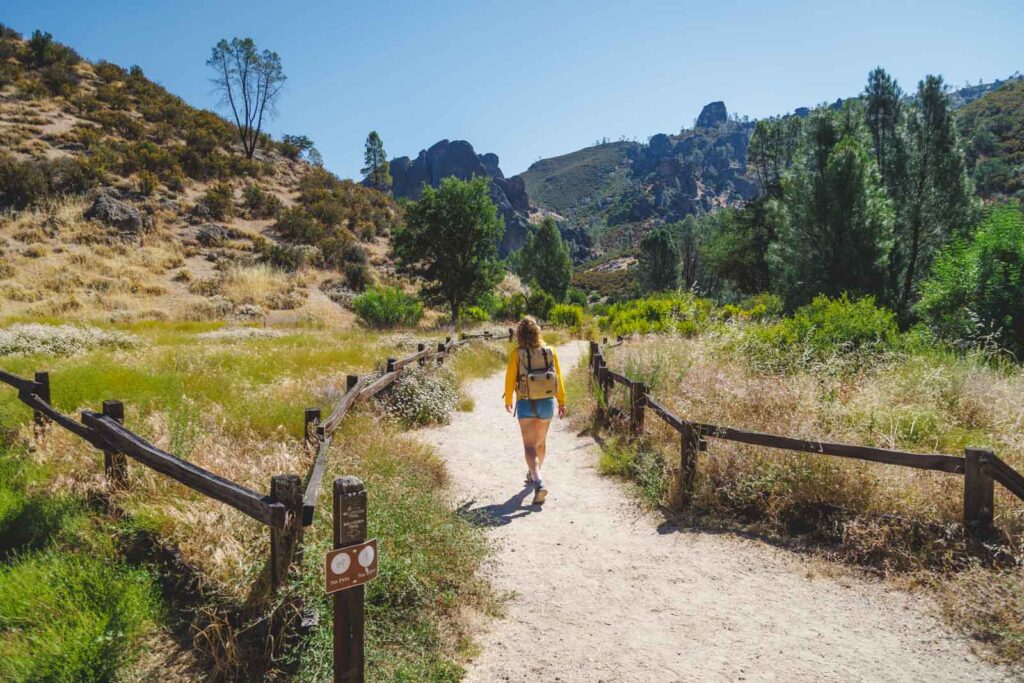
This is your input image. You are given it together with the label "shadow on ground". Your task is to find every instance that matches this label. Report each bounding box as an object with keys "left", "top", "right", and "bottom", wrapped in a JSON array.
[{"left": 456, "top": 485, "right": 541, "bottom": 527}]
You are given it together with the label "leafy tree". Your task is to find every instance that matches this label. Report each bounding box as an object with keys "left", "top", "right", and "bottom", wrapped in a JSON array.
[
  {"left": 393, "top": 176, "right": 504, "bottom": 331},
  {"left": 361, "top": 131, "right": 392, "bottom": 191},
  {"left": 521, "top": 217, "right": 572, "bottom": 301},
  {"left": 526, "top": 290, "right": 556, "bottom": 320},
  {"left": 207, "top": 38, "right": 286, "bottom": 159},
  {"left": 281, "top": 134, "right": 314, "bottom": 161},
  {"left": 768, "top": 108, "right": 891, "bottom": 308},
  {"left": 638, "top": 228, "right": 680, "bottom": 293},
  {"left": 918, "top": 205, "right": 1024, "bottom": 354}
]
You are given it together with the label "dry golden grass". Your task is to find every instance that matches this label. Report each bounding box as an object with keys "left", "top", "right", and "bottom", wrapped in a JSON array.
[
  {"left": 570, "top": 331, "right": 1024, "bottom": 662},
  {"left": 219, "top": 263, "right": 307, "bottom": 310}
]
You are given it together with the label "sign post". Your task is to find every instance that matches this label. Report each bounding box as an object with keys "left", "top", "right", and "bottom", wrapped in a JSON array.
[{"left": 330, "top": 476, "right": 376, "bottom": 683}]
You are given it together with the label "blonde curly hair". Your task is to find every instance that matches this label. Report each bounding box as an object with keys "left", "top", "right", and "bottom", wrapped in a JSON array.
[{"left": 516, "top": 316, "right": 543, "bottom": 349}]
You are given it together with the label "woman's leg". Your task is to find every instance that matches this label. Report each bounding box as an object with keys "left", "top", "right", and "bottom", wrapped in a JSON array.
[
  {"left": 518, "top": 418, "right": 541, "bottom": 482},
  {"left": 535, "top": 417, "right": 553, "bottom": 472}
]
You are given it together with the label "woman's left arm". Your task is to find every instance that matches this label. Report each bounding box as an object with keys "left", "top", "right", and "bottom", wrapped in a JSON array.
[{"left": 552, "top": 349, "right": 567, "bottom": 418}]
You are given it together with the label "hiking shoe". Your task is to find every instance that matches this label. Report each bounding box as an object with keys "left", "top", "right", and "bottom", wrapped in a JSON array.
[{"left": 532, "top": 485, "right": 548, "bottom": 506}]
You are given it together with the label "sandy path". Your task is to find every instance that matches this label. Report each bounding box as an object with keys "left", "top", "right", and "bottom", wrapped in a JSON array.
[{"left": 417, "top": 342, "right": 1011, "bottom": 682}]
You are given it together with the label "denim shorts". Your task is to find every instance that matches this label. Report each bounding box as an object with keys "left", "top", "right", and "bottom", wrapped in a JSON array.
[{"left": 516, "top": 397, "right": 555, "bottom": 420}]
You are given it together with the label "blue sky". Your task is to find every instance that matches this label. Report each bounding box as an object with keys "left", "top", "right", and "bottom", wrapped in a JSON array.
[{"left": 4, "top": 1, "right": 1022, "bottom": 179}]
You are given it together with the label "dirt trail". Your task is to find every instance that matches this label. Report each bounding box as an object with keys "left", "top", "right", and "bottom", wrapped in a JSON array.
[{"left": 416, "top": 342, "right": 1011, "bottom": 682}]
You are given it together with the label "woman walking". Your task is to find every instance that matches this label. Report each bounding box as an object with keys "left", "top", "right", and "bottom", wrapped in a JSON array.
[{"left": 504, "top": 316, "right": 566, "bottom": 505}]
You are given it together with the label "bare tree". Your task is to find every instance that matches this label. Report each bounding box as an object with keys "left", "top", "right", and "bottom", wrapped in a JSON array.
[{"left": 207, "top": 38, "right": 286, "bottom": 159}]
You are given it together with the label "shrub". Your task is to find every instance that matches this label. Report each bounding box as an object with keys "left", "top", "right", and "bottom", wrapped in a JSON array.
[
  {"left": 597, "top": 292, "right": 714, "bottom": 336},
  {"left": 741, "top": 294, "right": 898, "bottom": 370},
  {"left": 202, "top": 182, "right": 234, "bottom": 220},
  {"left": 549, "top": 303, "right": 584, "bottom": 328},
  {"left": 918, "top": 205, "right": 1024, "bottom": 356},
  {"left": 242, "top": 184, "right": 282, "bottom": 219},
  {"left": 137, "top": 171, "right": 158, "bottom": 196},
  {"left": 506, "top": 293, "right": 528, "bottom": 321},
  {"left": 526, "top": 290, "right": 556, "bottom": 320},
  {"left": 462, "top": 305, "right": 490, "bottom": 323},
  {"left": 0, "top": 324, "right": 138, "bottom": 357},
  {"left": 343, "top": 261, "right": 372, "bottom": 292},
  {"left": 353, "top": 286, "right": 424, "bottom": 329},
  {"left": 566, "top": 287, "right": 588, "bottom": 307},
  {"left": 375, "top": 366, "right": 458, "bottom": 426},
  {"left": 274, "top": 207, "right": 323, "bottom": 244}
]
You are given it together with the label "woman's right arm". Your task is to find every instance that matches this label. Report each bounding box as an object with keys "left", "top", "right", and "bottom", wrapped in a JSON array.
[{"left": 504, "top": 349, "right": 517, "bottom": 410}]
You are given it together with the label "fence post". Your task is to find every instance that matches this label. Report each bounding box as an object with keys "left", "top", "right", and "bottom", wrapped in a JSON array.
[
  {"left": 346, "top": 375, "right": 359, "bottom": 392},
  {"left": 595, "top": 365, "right": 607, "bottom": 428},
  {"left": 678, "top": 422, "right": 698, "bottom": 508},
  {"left": 589, "top": 341, "right": 599, "bottom": 373},
  {"left": 603, "top": 337, "right": 608, "bottom": 346},
  {"left": 333, "top": 476, "right": 367, "bottom": 683},
  {"left": 304, "top": 408, "right": 321, "bottom": 455},
  {"left": 385, "top": 358, "right": 396, "bottom": 373},
  {"left": 437, "top": 342, "right": 446, "bottom": 365},
  {"left": 508, "top": 327, "right": 514, "bottom": 341},
  {"left": 270, "top": 473, "right": 303, "bottom": 589},
  {"left": 629, "top": 381, "right": 647, "bottom": 437},
  {"left": 102, "top": 400, "right": 128, "bottom": 487},
  {"left": 964, "top": 447, "right": 995, "bottom": 547},
  {"left": 33, "top": 371, "right": 51, "bottom": 429},
  {"left": 417, "top": 343, "right": 426, "bottom": 367}
]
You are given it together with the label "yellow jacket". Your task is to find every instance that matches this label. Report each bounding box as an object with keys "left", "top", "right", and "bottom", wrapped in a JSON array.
[{"left": 504, "top": 345, "right": 566, "bottom": 408}]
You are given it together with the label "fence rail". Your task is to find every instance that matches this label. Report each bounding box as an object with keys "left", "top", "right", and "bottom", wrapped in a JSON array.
[
  {"left": 588, "top": 339, "right": 1024, "bottom": 542},
  {"left": 0, "top": 327, "right": 513, "bottom": 590}
]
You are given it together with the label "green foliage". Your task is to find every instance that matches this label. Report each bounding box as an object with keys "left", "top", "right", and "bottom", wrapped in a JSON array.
[
  {"left": 280, "top": 133, "right": 314, "bottom": 161},
  {"left": 565, "top": 287, "right": 588, "bottom": 307},
  {"left": 520, "top": 217, "right": 572, "bottom": 301},
  {"left": 393, "top": 177, "right": 504, "bottom": 329},
  {"left": 505, "top": 292, "right": 528, "bottom": 320},
  {"left": 638, "top": 227, "right": 679, "bottom": 293},
  {"left": 526, "top": 290, "right": 556, "bottom": 320},
  {"left": 597, "top": 292, "right": 714, "bottom": 336},
  {"left": 701, "top": 201, "right": 772, "bottom": 294},
  {"left": 742, "top": 294, "right": 898, "bottom": 369},
  {"left": 353, "top": 286, "right": 424, "bottom": 329},
  {"left": 769, "top": 108, "right": 891, "bottom": 308},
  {"left": 136, "top": 170, "right": 158, "bottom": 196},
  {"left": 549, "top": 303, "right": 584, "bottom": 328},
  {"left": 344, "top": 261, "right": 372, "bottom": 292},
  {"left": 918, "top": 205, "right": 1024, "bottom": 355},
  {"left": 462, "top": 305, "right": 490, "bottom": 323},
  {"left": 202, "top": 181, "right": 234, "bottom": 220}
]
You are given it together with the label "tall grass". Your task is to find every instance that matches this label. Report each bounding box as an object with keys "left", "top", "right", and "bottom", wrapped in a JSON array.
[{"left": 571, "top": 329, "right": 1024, "bottom": 661}]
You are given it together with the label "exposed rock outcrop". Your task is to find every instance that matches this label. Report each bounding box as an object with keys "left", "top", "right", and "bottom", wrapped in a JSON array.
[
  {"left": 696, "top": 101, "right": 728, "bottom": 128},
  {"left": 84, "top": 190, "right": 145, "bottom": 236}
]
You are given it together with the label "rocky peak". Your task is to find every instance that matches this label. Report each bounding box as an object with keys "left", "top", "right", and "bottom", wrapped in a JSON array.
[{"left": 696, "top": 101, "right": 728, "bottom": 128}]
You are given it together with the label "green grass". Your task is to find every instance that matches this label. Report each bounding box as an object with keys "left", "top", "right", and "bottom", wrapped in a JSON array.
[
  {"left": 295, "top": 415, "right": 491, "bottom": 682},
  {"left": 0, "top": 445, "right": 163, "bottom": 682}
]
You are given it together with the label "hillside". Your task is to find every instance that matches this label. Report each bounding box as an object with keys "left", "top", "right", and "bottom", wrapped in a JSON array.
[
  {"left": 0, "top": 27, "right": 398, "bottom": 326},
  {"left": 522, "top": 102, "right": 757, "bottom": 252},
  {"left": 958, "top": 79, "right": 1024, "bottom": 198}
]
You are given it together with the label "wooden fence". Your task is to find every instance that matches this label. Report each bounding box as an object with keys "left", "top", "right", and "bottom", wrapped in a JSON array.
[
  {"left": 587, "top": 340, "right": 1024, "bottom": 542},
  {"left": 0, "top": 328, "right": 512, "bottom": 592}
]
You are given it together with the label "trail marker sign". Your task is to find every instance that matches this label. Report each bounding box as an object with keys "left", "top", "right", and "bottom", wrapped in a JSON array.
[{"left": 325, "top": 538, "right": 378, "bottom": 594}]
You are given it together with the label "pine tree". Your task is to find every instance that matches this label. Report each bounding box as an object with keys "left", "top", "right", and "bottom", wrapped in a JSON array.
[
  {"left": 361, "top": 131, "right": 392, "bottom": 191},
  {"left": 863, "top": 67, "right": 906, "bottom": 190},
  {"left": 639, "top": 228, "right": 680, "bottom": 293},
  {"left": 769, "top": 109, "right": 891, "bottom": 308},
  {"left": 522, "top": 217, "right": 572, "bottom": 301},
  {"left": 895, "top": 75, "right": 976, "bottom": 316}
]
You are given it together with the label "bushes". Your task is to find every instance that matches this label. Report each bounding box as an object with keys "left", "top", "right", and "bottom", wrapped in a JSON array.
[
  {"left": 0, "top": 155, "right": 99, "bottom": 210},
  {"left": 0, "top": 324, "right": 138, "bottom": 358},
  {"left": 353, "top": 286, "right": 424, "bottom": 329},
  {"left": 598, "top": 293, "right": 714, "bottom": 336},
  {"left": 918, "top": 205, "right": 1024, "bottom": 356},
  {"left": 202, "top": 182, "right": 234, "bottom": 220},
  {"left": 526, "top": 290, "right": 556, "bottom": 320},
  {"left": 549, "top": 303, "right": 584, "bottom": 328},
  {"left": 462, "top": 305, "right": 490, "bottom": 323},
  {"left": 242, "top": 184, "right": 282, "bottom": 219},
  {"left": 375, "top": 366, "right": 458, "bottom": 426},
  {"left": 741, "top": 294, "right": 898, "bottom": 370}
]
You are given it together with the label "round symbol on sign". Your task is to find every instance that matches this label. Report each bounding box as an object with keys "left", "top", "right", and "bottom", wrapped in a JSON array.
[
  {"left": 358, "top": 544, "right": 376, "bottom": 568},
  {"left": 330, "top": 552, "right": 351, "bottom": 575}
]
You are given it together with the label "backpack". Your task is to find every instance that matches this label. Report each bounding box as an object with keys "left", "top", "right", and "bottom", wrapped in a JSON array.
[{"left": 516, "top": 346, "right": 558, "bottom": 400}]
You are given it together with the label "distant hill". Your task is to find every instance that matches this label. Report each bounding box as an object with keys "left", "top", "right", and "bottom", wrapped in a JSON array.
[
  {"left": 957, "top": 79, "right": 1024, "bottom": 199},
  {"left": 521, "top": 102, "right": 757, "bottom": 252},
  {"left": 387, "top": 139, "right": 595, "bottom": 259}
]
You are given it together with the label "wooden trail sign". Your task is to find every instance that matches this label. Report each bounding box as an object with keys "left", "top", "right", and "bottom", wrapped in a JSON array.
[{"left": 325, "top": 539, "right": 378, "bottom": 594}]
